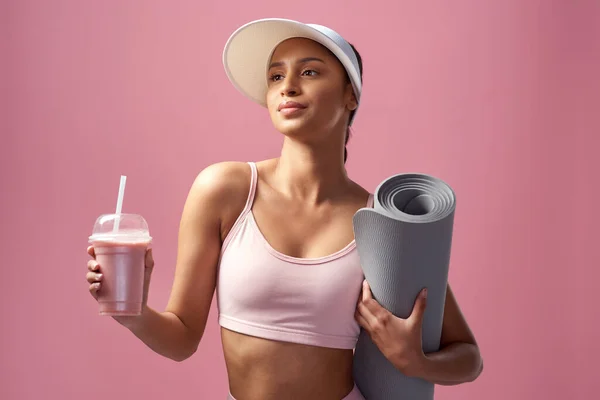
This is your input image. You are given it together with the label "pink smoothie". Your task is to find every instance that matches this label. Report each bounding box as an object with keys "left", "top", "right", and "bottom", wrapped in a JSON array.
[{"left": 92, "top": 239, "right": 149, "bottom": 316}]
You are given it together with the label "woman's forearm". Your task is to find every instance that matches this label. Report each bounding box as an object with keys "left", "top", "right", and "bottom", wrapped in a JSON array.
[
  {"left": 414, "top": 342, "right": 483, "bottom": 385},
  {"left": 117, "top": 306, "right": 199, "bottom": 362}
]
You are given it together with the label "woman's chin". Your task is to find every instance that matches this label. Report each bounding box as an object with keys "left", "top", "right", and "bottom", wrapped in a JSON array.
[{"left": 273, "top": 118, "right": 313, "bottom": 136}]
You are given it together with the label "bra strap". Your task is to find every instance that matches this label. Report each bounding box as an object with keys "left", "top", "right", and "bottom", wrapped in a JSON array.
[
  {"left": 241, "top": 162, "right": 258, "bottom": 213},
  {"left": 366, "top": 193, "right": 375, "bottom": 208}
]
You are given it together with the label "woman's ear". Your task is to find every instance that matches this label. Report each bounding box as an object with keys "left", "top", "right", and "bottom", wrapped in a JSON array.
[
  {"left": 347, "top": 98, "right": 358, "bottom": 111},
  {"left": 346, "top": 84, "right": 358, "bottom": 111}
]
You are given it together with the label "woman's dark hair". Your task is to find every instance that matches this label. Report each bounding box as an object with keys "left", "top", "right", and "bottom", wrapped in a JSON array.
[{"left": 344, "top": 43, "right": 363, "bottom": 164}]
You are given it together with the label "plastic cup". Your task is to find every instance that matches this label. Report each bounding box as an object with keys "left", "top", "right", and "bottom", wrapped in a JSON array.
[{"left": 89, "top": 213, "right": 152, "bottom": 316}]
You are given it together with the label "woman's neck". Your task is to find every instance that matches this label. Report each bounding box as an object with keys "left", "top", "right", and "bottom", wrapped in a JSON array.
[{"left": 271, "top": 137, "right": 350, "bottom": 204}]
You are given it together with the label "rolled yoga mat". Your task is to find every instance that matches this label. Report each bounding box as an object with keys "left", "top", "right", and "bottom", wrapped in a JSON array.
[{"left": 352, "top": 173, "right": 456, "bottom": 400}]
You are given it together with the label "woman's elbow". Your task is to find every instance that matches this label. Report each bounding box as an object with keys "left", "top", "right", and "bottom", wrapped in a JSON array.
[
  {"left": 172, "top": 335, "right": 201, "bottom": 362},
  {"left": 469, "top": 354, "right": 484, "bottom": 382}
]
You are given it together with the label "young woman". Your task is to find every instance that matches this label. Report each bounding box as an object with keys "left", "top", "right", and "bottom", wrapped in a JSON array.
[{"left": 86, "top": 18, "right": 483, "bottom": 400}]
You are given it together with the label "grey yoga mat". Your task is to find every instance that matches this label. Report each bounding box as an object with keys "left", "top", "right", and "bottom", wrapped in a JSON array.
[{"left": 352, "top": 173, "right": 456, "bottom": 400}]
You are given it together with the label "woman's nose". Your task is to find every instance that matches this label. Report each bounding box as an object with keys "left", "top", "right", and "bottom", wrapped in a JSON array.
[{"left": 281, "top": 76, "right": 300, "bottom": 97}]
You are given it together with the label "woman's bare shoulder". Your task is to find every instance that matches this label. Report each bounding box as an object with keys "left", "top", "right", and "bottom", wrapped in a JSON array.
[
  {"left": 191, "top": 161, "right": 252, "bottom": 199},
  {"left": 187, "top": 161, "right": 255, "bottom": 240},
  {"left": 348, "top": 180, "right": 373, "bottom": 204}
]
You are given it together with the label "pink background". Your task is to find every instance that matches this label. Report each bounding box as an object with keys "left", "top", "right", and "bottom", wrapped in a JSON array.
[{"left": 1, "top": 0, "right": 597, "bottom": 399}]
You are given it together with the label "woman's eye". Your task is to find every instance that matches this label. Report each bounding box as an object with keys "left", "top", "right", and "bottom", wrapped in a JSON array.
[{"left": 270, "top": 70, "right": 317, "bottom": 81}]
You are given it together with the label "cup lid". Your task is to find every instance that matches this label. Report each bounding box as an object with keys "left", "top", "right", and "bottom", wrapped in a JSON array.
[{"left": 89, "top": 213, "right": 151, "bottom": 243}]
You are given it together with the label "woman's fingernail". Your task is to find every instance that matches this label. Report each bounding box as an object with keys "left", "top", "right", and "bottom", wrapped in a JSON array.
[
  {"left": 97, "top": 274, "right": 103, "bottom": 280},
  {"left": 422, "top": 288, "right": 428, "bottom": 298}
]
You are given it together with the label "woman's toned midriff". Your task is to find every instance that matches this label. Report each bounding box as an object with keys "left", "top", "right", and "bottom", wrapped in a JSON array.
[{"left": 222, "top": 328, "right": 355, "bottom": 400}]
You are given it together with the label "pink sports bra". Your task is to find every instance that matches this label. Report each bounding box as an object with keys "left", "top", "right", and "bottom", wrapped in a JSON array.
[{"left": 216, "top": 162, "right": 374, "bottom": 349}]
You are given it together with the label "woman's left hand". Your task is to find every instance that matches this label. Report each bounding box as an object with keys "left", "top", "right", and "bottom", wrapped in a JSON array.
[{"left": 355, "top": 280, "right": 429, "bottom": 378}]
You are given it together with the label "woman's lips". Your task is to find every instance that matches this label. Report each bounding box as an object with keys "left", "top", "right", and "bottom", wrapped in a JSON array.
[
  {"left": 278, "top": 101, "right": 307, "bottom": 116},
  {"left": 278, "top": 101, "right": 307, "bottom": 111}
]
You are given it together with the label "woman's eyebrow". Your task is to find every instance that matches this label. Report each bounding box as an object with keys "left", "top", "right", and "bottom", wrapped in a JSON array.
[{"left": 268, "top": 57, "right": 326, "bottom": 69}]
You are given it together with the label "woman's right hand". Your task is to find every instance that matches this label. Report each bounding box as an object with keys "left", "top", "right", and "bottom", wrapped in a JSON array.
[{"left": 86, "top": 245, "right": 155, "bottom": 326}]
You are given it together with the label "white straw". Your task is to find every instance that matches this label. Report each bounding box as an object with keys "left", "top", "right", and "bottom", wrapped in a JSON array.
[{"left": 113, "top": 175, "right": 127, "bottom": 233}]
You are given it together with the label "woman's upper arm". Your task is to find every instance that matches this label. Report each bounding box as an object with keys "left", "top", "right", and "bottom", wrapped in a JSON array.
[
  {"left": 164, "top": 162, "right": 249, "bottom": 345},
  {"left": 439, "top": 284, "right": 478, "bottom": 348}
]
